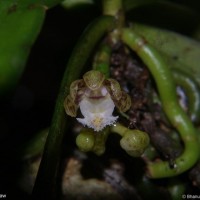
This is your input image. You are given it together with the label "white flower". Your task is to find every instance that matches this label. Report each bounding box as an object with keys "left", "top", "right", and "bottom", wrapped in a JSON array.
[
  {"left": 64, "top": 70, "right": 131, "bottom": 132},
  {"left": 76, "top": 87, "right": 118, "bottom": 132}
]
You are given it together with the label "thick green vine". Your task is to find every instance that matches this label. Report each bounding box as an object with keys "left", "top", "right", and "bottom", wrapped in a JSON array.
[{"left": 122, "top": 28, "right": 200, "bottom": 178}]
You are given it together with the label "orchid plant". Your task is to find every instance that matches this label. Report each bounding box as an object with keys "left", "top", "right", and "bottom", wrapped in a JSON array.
[{"left": 2, "top": 0, "right": 200, "bottom": 199}]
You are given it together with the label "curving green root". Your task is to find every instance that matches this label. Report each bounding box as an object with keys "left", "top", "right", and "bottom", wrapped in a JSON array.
[{"left": 122, "top": 28, "right": 200, "bottom": 178}]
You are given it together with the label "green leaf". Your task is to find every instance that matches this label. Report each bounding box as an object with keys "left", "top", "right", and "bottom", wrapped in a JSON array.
[
  {"left": 132, "top": 23, "right": 200, "bottom": 86},
  {"left": 0, "top": 1, "right": 46, "bottom": 94},
  {"left": 0, "top": 0, "right": 64, "bottom": 95}
]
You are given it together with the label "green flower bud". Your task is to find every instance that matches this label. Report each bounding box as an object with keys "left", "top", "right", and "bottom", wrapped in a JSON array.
[
  {"left": 76, "top": 130, "right": 95, "bottom": 152},
  {"left": 120, "top": 130, "right": 149, "bottom": 157}
]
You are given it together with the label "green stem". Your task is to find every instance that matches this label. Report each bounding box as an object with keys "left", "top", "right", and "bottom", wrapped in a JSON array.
[
  {"left": 102, "top": 0, "right": 122, "bottom": 16},
  {"left": 110, "top": 122, "right": 129, "bottom": 136},
  {"left": 122, "top": 28, "right": 200, "bottom": 178},
  {"left": 102, "top": 0, "right": 124, "bottom": 45},
  {"left": 92, "top": 43, "right": 112, "bottom": 78},
  {"left": 92, "top": 0, "right": 124, "bottom": 81},
  {"left": 31, "top": 15, "right": 114, "bottom": 199},
  {"left": 98, "top": 0, "right": 125, "bottom": 77}
]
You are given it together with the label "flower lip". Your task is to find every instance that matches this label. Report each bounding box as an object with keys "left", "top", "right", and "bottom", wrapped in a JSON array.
[{"left": 76, "top": 92, "right": 118, "bottom": 132}]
